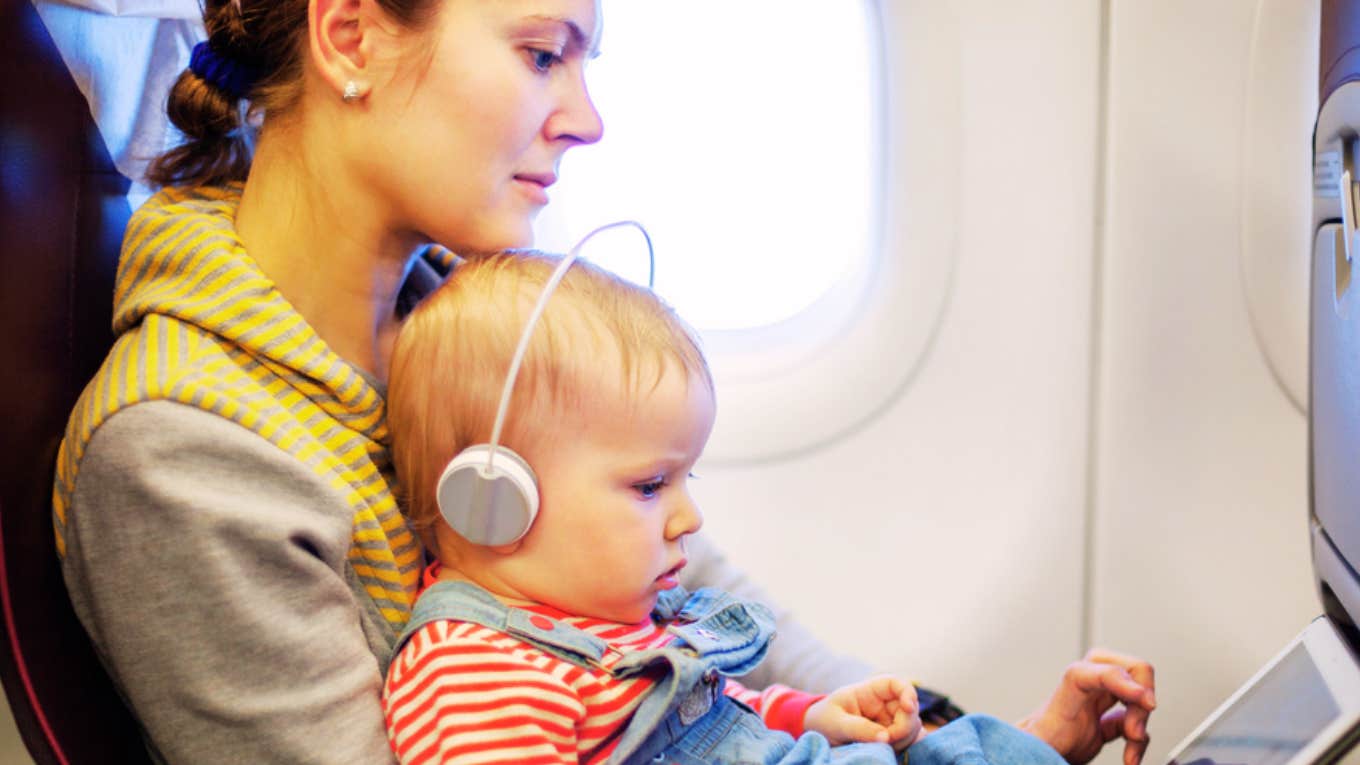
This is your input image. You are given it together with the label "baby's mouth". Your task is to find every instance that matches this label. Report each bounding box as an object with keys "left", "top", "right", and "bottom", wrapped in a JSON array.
[{"left": 659, "top": 559, "right": 687, "bottom": 580}]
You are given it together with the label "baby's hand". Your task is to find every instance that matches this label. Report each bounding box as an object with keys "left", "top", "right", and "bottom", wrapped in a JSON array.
[{"left": 804, "top": 676, "right": 924, "bottom": 751}]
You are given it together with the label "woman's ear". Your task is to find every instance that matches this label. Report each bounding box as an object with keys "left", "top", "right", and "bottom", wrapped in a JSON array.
[{"left": 309, "top": 0, "right": 372, "bottom": 101}]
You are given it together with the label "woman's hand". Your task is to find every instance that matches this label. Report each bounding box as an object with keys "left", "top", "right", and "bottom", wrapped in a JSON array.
[
  {"left": 804, "top": 675, "right": 925, "bottom": 751},
  {"left": 1018, "top": 649, "right": 1156, "bottom": 765}
]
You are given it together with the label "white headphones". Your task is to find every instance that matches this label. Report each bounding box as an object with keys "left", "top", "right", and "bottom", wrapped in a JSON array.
[{"left": 435, "top": 222, "right": 655, "bottom": 546}]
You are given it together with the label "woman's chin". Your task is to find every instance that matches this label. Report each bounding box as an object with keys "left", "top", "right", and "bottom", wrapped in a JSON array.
[{"left": 428, "top": 219, "right": 536, "bottom": 257}]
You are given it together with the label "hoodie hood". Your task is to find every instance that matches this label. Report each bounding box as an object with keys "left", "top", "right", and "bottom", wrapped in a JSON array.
[
  {"left": 114, "top": 184, "right": 385, "bottom": 437},
  {"left": 55, "top": 183, "right": 427, "bottom": 628}
]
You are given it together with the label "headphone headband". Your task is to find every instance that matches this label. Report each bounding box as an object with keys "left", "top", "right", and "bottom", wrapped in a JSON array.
[
  {"left": 437, "top": 222, "right": 655, "bottom": 545},
  {"left": 485, "top": 222, "right": 656, "bottom": 464}
]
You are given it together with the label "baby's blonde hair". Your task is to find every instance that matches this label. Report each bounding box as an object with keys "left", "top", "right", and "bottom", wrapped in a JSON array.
[{"left": 387, "top": 251, "right": 712, "bottom": 546}]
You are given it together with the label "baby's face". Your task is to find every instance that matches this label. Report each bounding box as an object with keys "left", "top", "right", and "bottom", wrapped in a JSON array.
[{"left": 506, "top": 361, "right": 715, "bottom": 623}]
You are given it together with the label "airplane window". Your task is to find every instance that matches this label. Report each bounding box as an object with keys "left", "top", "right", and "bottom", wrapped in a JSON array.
[{"left": 533, "top": 1, "right": 881, "bottom": 332}]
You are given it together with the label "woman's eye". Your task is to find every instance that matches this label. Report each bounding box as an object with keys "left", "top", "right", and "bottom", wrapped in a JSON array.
[
  {"left": 528, "top": 48, "right": 561, "bottom": 73},
  {"left": 634, "top": 479, "right": 666, "bottom": 499}
]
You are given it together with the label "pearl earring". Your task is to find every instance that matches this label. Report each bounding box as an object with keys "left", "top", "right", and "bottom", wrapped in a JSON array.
[{"left": 342, "top": 80, "right": 361, "bottom": 103}]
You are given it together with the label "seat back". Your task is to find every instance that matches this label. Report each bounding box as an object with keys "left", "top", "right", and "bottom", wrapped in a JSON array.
[
  {"left": 0, "top": 1, "right": 151, "bottom": 762},
  {"left": 1312, "top": 0, "right": 1360, "bottom": 652}
]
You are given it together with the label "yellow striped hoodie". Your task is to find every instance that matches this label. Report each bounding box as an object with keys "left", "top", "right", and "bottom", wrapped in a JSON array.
[{"left": 54, "top": 184, "right": 431, "bottom": 638}]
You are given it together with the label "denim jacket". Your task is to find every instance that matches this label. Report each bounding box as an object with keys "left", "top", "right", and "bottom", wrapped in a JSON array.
[{"left": 394, "top": 582, "right": 1062, "bottom": 765}]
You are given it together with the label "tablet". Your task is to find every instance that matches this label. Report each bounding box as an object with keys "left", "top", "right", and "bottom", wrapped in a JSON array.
[{"left": 1166, "top": 617, "right": 1360, "bottom": 765}]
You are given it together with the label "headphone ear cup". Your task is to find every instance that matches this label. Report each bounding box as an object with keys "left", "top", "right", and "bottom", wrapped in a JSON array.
[{"left": 435, "top": 444, "right": 540, "bottom": 546}]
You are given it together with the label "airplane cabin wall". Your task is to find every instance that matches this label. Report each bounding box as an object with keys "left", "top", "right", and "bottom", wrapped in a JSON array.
[
  {"left": 694, "top": 0, "right": 1101, "bottom": 740},
  {"left": 1093, "top": 0, "right": 1319, "bottom": 761},
  {"left": 693, "top": 2, "right": 1321, "bottom": 765}
]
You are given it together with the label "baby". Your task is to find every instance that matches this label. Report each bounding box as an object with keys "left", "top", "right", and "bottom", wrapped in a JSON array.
[
  {"left": 381, "top": 251, "right": 1071, "bottom": 765},
  {"left": 382, "top": 251, "right": 923, "bottom": 764}
]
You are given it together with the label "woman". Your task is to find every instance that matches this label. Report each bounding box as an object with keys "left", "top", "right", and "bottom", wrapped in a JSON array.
[{"left": 52, "top": 0, "right": 1155, "bottom": 763}]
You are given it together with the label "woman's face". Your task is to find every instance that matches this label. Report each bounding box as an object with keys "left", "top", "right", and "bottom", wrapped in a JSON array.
[{"left": 363, "top": 0, "right": 604, "bottom": 253}]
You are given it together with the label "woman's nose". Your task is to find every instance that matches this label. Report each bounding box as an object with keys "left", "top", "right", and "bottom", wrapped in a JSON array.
[{"left": 546, "top": 73, "right": 604, "bottom": 146}]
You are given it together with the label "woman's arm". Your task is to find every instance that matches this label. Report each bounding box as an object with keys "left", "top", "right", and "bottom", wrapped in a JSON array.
[
  {"left": 680, "top": 532, "right": 874, "bottom": 694},
  {"left": 62, "top": 401, "right": 398, "bottom": 764}
]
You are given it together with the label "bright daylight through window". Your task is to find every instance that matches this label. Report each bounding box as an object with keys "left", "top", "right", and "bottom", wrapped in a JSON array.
[{"left": 534, "top": 1, "right": 880, "bottom": 332}]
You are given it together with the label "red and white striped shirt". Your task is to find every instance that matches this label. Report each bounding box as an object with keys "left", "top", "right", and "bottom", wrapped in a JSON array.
[{"left": 383, "top": 579, "right": 821, "bottom": 764}]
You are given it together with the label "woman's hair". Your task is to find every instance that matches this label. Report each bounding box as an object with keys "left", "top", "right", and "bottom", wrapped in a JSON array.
[
  {"left": 387, "top": 252, "right": 713, "bottom": 544},
  {"left": 147, "top": 0, "right": 440, "bottom": 188}
]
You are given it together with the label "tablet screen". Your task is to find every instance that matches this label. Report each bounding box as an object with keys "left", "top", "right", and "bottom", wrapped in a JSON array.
[{"left": 1170, "top": 643, "right": 1340, "bottom": 765}]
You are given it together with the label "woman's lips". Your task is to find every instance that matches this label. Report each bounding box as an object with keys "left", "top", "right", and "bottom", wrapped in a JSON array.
[{"left": 513, "top": 173, "right": 556, "bottom": 205}]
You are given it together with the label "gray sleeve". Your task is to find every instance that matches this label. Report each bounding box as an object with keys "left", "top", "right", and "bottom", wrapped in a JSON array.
[
  {"left": 679, "top": 531, "right": 874, "bottom": 694},
  {"left": 61, "top": 401, "right": 398, "bottom": 765}
]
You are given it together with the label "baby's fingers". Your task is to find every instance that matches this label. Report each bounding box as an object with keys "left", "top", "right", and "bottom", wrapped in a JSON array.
[
  {"left": 836, "top": 714, "right": 895, "bottom": 745},
  {"left": 885, "top": 707, "right": 924, "bottom": 750},
  {"left": 861, "top": 678, "right": 917, "bottom": 723}
]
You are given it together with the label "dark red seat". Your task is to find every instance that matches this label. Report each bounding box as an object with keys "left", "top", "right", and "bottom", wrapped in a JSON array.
[{"left": 0, "top": 0, "right": 151, "bottom": 761}]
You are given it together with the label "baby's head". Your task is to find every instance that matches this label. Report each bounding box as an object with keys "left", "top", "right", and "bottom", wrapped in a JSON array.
[{"left": 388, "top": 251, "right": 715, "bottom": 622}]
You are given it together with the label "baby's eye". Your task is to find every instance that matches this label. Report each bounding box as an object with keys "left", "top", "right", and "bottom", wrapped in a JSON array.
[
  {"left": 528, "top": 48, "right": 562, "bottom": 73},
  {"left": 633, "top": 479, "right": 666, "bottom": 499}
]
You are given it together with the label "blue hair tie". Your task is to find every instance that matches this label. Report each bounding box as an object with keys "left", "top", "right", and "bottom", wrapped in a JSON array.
[{"left": 189, "top": 40, "right": 259, "bottom": 101}]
